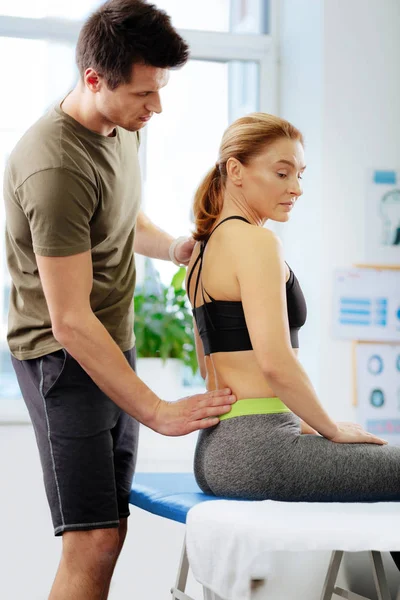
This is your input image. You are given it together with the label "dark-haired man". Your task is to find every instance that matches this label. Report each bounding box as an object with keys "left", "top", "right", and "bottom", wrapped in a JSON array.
[{"left": 3, "top": 1, "right": 235, "bottom": 597}]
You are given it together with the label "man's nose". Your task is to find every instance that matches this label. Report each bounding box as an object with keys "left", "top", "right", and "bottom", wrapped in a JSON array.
[{"left": 145, "top": 92, "right": 162, "bottom": 114}]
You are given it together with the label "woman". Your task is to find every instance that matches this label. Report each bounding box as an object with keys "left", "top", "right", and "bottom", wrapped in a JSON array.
[{"left": 186, "top": 113, "right": 400, "bottom": 504}]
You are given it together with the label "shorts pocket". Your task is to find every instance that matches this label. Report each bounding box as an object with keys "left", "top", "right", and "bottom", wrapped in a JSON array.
[{"left": 40, "top": 349, "right": 68, "bottom": 399}]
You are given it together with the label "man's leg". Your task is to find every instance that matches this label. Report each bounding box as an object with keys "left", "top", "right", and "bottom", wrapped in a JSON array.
[
  {"left": 11, "top": 350, "right": 135, "bottom": 599},
  {"left": 49, "top": 527, "right": 120, "bottom": 600},
  {"left": 101, "top": 519, "right": 128, "bottom": 600}
]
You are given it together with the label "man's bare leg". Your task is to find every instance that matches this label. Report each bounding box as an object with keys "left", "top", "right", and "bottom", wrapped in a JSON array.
[
  {"left": 101, "top": 519, "right": 128, "bottom": 600},
  {"left": 49, "top": 527, "right": 120, "bottom": 600}
]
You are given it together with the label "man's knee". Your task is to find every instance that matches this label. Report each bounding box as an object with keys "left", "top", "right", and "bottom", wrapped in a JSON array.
[{"left": 62, "top": 527, "right": 120, "bottom": 568}]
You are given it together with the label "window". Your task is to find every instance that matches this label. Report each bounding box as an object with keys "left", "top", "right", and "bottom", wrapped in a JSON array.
[
  {"left": 142, "top": 59, "right": 259, "bottom": 285},
  {"left": 0, "top": 37, "right": 76, "bottom": 411},
  {"left": 0, "top": 0, "right": 269, "bottom": 33},
  {"left": 153, "top": 0, "right": 269, "bottom": 34},
  {"left": 0, "top": 1, "right": 276, "bottom": 413},
  {"left": 0, "top": 0, "right": 98, "bottom": 19}
]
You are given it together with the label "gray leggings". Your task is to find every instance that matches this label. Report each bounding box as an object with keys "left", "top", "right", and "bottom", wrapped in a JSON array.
[{"left": 194, "top": 413, "right": 400, "bottom": 501}]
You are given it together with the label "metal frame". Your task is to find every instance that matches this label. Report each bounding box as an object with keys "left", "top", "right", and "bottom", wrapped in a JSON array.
[
  {"left": 170, "top": 535, "right": 195, "bottom": 600},
  {"left": 320, "top": 551, "right": 393, "bottom": 600},
  {"left": 171, "top": 541, "right": 397, "bottom": 600}
]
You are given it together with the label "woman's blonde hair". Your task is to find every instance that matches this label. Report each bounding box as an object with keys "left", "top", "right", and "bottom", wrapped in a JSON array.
[{"left": 192, "top": 112, "right": 304, "bottom": 241}]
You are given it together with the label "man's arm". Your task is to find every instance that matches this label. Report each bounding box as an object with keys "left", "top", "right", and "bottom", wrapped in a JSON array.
[
  {"left": 36, "top": 250, "right": 236, "bottom": 436},
  {"left": 134, "top": 210, "right": 174, "bottom": 260},
  {"left": 134, "top": 210, "right": 195, "bottom": 265}
]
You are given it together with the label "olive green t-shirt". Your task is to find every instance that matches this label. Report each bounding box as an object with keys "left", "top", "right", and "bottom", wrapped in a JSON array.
[{"left": 4, "top": 102, "right": 141, "bottom": 359}]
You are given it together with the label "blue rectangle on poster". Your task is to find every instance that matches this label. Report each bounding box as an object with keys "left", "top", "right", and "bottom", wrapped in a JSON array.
[{"left": 373, "top": 170, "right": 396, "bottom": 185}]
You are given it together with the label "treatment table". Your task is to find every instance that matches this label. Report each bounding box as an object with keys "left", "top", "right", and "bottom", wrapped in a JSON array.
[{"left": 130, "top": 473, "right": 400, "bottom": 600}]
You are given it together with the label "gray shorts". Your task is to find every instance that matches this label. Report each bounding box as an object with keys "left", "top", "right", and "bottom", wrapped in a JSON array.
[{"left": 12, "top": 347, "right": 139, "bottom": 536}]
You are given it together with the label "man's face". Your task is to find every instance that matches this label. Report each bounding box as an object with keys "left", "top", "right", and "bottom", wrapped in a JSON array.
[{"left": 93, "top": 63, "right": 170, "bottom": 132}]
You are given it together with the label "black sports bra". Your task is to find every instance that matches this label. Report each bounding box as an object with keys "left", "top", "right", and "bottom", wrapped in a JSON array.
[{"left": 187, "top": 216, "right": 307, "bottom": 356}]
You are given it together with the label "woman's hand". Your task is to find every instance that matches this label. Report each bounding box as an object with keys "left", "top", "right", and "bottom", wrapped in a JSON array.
[
  {"left": 300, "top": 420, "right": 319, "bottom": 435},
  {"left": 327, "top": 422, "right": 388, "bottom": 445}
]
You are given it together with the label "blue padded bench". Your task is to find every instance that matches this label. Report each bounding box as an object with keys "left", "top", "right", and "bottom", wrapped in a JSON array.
[
  {"left": 129, "top": 472, "right": 226, "bottom": 524},
  {"left": 129, "top": 473, "right": 398, "bottom": 600}
]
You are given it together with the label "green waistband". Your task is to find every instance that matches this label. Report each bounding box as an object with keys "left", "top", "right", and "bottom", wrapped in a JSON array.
[{"left": 219, "top": 397, "right": 291, "bottom": 421}]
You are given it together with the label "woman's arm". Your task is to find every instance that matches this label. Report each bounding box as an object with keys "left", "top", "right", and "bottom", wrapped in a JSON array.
[
  {"left": 233, "top": 226, "right": 387, "bottom": 445},
  {"left": 233, "top": 227, "right": 338, "bottom": 439}
]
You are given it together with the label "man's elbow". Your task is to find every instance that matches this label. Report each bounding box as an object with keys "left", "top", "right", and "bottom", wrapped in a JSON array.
[
  {"left": 52, "top": 322, "right": 76, "bottom": 347},
  {"left": 52, "top": 312, "right": 91, "bottom": 346}
]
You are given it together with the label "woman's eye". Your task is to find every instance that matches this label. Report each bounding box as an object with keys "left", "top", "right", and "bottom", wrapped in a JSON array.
[
  {"left": 277, "top": 173, "right": 286, "bottom": 178},
  {"left": 298, "top": 174, "right": 303, "bottom": 180}
]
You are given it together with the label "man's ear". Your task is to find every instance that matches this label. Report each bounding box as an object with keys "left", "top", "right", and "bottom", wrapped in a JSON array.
[{"left": 84, "top": 68, "right": 102, "bottom": 92}]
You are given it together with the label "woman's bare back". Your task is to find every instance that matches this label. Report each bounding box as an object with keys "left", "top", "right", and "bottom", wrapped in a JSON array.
[{"left": 186, "top": 221, "right": 295, "bottom": 399}]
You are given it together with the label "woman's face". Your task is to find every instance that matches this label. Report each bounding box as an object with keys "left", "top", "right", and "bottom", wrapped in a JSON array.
[{"left": 237, "top": 138, "right": 306, "bottom": 222}]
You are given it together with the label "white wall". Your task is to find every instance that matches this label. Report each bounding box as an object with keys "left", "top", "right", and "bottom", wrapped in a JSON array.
[
  {"left": 320, "top": 0, "right": 400, "bottom": 420},
  {"left": 280, "top": 0, "right": 400, "bottom": 420},
  {"left": 278, "top": 0, "right": 324, "bottom": 388}
]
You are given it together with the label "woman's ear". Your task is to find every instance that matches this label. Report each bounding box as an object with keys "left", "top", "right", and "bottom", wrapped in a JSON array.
[{"left": 226, "top": 157, "right": 243, "bottom": 187}]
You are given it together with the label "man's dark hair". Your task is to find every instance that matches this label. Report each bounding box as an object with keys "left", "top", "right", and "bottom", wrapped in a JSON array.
[{"left": 76, "top": 0, "right": 189, "bottom": 89}]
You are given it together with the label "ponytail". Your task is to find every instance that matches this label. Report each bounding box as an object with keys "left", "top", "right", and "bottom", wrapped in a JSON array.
[{"left": 192, "top": 165, "right": 223, "bottom": 241}]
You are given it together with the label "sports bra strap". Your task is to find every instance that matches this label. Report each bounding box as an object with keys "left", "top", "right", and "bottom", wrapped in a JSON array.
[
  {"left": 205, "top": 215, "right": 250, "bottom": 244},
  {"left": 187, "top": 215, "right": 251, "bottom": 312},
  {"left": 186, "top": 250, "right": 202, "bottom": 305},
  {"left": 193, "top": 243, "right": 205, "bottom": 310}
]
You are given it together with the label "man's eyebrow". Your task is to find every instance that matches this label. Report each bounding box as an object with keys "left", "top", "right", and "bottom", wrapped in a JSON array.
[{"left": 275, "top": 159, "right": 307, "bottom": 170}]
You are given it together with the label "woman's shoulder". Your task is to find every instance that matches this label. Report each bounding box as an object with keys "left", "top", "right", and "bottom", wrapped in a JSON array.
[{"left": 223, "top": 222, "right": 283, "bottom": 258}]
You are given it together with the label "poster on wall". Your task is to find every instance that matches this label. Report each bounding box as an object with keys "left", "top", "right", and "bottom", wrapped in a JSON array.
[
  {"left": 366, "top": 169, "right": 400, "bottom": 264},
  {"left": 332, "top": 267, "right": 400, "bottom": 341},
  {"left": 354, "top": 342, "right": 400, "bottom": 446}
]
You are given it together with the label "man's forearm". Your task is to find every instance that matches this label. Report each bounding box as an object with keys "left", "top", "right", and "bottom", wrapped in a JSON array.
[
  {"left": 134, "top": 211, "right": 174, "bottom": 260},
  {"left": 55, "top": 312, "right": 162, "bottom": 428}
]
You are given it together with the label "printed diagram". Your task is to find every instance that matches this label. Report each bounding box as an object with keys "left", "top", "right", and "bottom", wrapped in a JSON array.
[
  {"left": 355, "top": 343, "right": 400, "bottom": 444},
  {"left": 366, "top": 170, "right": 400, "bottom": 263},
  {"left": 380, "top": 189, "right": 400, "bottom": 246},
  {"left": 333, "top": 268, "right": 400, "bottom": 342}
]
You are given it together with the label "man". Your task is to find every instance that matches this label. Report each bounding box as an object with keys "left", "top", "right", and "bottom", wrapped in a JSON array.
[{"left": 3, "top": 1, "right": 235, "bottom": 598}]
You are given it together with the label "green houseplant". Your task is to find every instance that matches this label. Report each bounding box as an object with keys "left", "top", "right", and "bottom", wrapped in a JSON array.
[{"left": 134, "top": 258, "right": 198, "bottom": 375}]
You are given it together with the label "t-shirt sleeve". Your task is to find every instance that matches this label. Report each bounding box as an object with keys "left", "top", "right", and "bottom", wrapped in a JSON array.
[{"left": 17, "top": 168, "right": 98, "bottom": 257}]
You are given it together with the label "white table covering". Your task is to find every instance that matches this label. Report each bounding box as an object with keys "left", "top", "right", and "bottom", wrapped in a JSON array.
[{"left": 186, "top": 499, "right": 400, "bottom": 600}]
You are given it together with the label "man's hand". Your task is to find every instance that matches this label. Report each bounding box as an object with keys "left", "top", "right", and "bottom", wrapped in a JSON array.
[
  {"left": 150, "top": 388, "right": 236, "bottom": 436},
  {"left": 174, "top": 237, "right": 196, "bottom": 266}
]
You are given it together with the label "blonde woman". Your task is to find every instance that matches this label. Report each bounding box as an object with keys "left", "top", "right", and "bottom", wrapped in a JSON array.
[{"left": 186, "top": 113, "right": 400, "bottom": 506}]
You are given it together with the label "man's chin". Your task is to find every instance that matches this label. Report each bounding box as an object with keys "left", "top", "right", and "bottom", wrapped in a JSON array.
[
  {"left": 134, "top": 119, "right": 149, "bottom": 130},
  {"left": 120, "top": 120, "right": 147, "bottom": 132}
]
